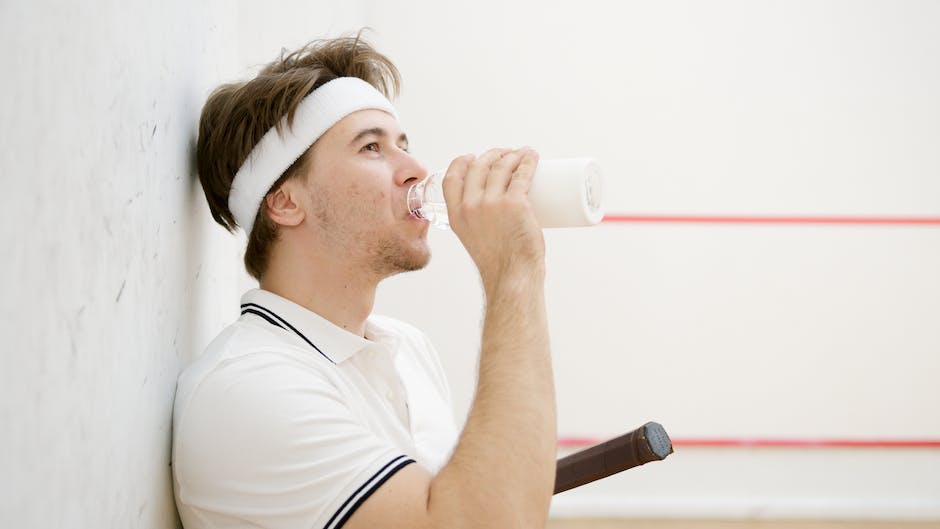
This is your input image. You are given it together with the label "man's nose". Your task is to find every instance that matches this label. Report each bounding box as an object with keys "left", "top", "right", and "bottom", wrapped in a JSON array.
[{"left": 395, "top": 152, "right": 428, "bottom": 187}]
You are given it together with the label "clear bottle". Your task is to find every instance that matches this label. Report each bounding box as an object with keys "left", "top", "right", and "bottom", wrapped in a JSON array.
[{"left": 407, "top": 158, "right": 604, "bottom": 230}]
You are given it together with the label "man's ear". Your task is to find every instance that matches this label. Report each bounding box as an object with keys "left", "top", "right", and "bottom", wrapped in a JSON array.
[{"left": 265, "top": 180, "right": 305, "bottom": 227}]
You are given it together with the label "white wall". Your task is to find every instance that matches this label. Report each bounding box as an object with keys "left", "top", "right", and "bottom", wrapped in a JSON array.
[
  {"left": 366, "top": 0, "right": 940, "bottom": 520},
  {"left": 0, "top": 1, "right": 241, "bottom": 526},
  {"left": 0, "top": 1, "right": 364, "bottom": 527},
  {"left": 3, "top": 0, "right": 938, "bottom": 525}
]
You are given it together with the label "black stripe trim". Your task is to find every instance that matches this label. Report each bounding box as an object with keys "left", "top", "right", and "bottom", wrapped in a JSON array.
[
  {"left": 324, "top": 455, "right": 415, "bottom": 529},
  {"left": 240, "top": 308, "right": 284, "bottom": 330},
  {"left": 240, "top": 302, "right": 333, "bottom": 363}
]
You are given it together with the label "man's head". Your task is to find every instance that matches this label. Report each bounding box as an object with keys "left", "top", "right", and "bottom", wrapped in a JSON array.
[{"left": 197, "top": 35, "right": 426, "bottom": 280}]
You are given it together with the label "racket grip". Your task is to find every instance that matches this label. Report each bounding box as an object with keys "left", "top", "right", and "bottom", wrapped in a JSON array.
[{"left": 554, "top": 421, "right": 673, "bottom": 495}]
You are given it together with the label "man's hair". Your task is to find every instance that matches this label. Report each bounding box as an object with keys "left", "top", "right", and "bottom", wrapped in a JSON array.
[{"left": 196, "top": 33, "right": 401, "bottom": 280}]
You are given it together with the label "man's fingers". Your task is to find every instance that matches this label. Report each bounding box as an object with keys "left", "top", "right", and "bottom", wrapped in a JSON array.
[
  {"left": 484, "top": 150, "right": 525, "bottom": 200},
  {"left": 445, "top": 147, "right": 539, "bottom": 229},
  {"left": 442, "top": 154, "right": 476, "bottom": 211},
  {"left": 462, "top": 148, "right": 511, "bottom": 206},
  {"left": 507, "top": 148, "right": 540, "bottom": 197}
]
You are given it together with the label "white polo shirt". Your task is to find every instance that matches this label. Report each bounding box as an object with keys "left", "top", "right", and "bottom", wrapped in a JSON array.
[{"left": 172, "top": 289, "right": 459, "bottom": 529}]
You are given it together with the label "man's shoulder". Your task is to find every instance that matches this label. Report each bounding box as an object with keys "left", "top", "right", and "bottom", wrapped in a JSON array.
[
  {"left": 191, "top": 317, "right": 317, "bottom": 363},
  {"left": 176, "top": 319, "right": 330, "bottom": 404}
]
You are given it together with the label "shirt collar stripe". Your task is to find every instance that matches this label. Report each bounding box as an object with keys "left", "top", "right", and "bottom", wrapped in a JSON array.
[
  {"left": 240, "top": 302, "right": 334, "bottom": 364},
  {"left": 324, "top": 455, "right": 415, "bottom": 529},
  {"left": 240, "top": 308, "right": 285, "bottom": 330}
]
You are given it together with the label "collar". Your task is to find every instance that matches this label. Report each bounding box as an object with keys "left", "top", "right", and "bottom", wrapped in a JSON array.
[{"left": 240, "top": 288, "right": 392, "bottom": 364}]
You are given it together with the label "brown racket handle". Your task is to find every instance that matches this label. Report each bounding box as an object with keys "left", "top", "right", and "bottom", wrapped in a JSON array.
[{"left": 554, "top": 421, "right": 673, "bottom": 494}]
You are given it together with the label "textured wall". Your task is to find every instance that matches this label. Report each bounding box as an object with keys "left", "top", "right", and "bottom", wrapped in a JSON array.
[
  {"left": 0, "top": 1, "right": 241, "bottom": 526},
  {"left": 0, "top": 2, "right": 370, "bottom": 526}
]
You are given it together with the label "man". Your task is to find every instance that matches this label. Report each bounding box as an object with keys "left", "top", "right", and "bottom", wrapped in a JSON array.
[{"left": 173, "top": 35, "right": 555, "bottom": 529}]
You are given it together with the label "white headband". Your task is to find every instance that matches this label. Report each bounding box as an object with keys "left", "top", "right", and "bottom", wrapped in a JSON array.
[{"left": 228, "top": 76, "right": 398, "bottom": 233}]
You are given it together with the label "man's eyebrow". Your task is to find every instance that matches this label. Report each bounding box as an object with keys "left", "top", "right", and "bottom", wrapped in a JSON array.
[{"left": 349, "top": 127, "right": 409, "bottom": 147}]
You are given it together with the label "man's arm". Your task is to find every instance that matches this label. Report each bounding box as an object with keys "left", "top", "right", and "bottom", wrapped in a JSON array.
[{"left": 346, "top": 148, "right": 554, "bottom": 529}]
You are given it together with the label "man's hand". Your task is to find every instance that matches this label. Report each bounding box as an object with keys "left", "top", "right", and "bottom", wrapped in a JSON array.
[
  {"left": 345, "top": 147, "right": 554, "bottom": 529},
  {"left": 442, "top": 148, "right": 545, "bottom": 292}
]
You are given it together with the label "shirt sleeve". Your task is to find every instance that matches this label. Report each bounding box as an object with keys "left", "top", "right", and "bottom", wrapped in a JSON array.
[{"left": 173, "top": 350, "right": 414, "bottom": 529}]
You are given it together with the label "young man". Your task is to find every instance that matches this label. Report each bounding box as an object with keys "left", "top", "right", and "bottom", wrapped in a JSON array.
[{"left": 173, "top": 36, "right": 555, "bottom": 529}]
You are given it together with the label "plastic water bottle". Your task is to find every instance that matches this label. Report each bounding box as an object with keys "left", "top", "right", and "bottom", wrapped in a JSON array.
[{"left": 407, "top": 158, "right": 604, "bottom": 229}]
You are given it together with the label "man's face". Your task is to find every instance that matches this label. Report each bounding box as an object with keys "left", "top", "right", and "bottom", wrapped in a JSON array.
[{"left": 299, "top": 109, "right": 431, "bottom": 277}]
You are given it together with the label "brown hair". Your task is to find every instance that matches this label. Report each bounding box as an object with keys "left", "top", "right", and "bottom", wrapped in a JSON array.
[{"left": 196, "top": 33, "right": 401, "bottom": 280}]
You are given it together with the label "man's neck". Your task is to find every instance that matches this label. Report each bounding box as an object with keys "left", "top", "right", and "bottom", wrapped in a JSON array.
[{"left": 260, "top": 255, "right": 379, "bottom": 338}]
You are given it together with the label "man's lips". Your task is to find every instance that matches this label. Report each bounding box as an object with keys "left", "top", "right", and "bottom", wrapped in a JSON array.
[{"left": 407, "top": 210, "right": 427, "bottom": 222}]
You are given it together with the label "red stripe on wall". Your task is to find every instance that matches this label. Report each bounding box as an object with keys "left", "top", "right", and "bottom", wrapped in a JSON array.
[
  {"left": 557, "top": 437, "right": 940, "bottom": 449},
  {"left": 602, "top": 214, "right": 940, "bottom": 225}
]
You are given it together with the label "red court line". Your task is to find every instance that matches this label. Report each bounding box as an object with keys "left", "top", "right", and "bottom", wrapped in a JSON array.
[
  {"left": 603, "top": 214, "right": 940, "bottom": 225},
  {"left": 557, "top": 437, "right": 940, "bottom": 449}
]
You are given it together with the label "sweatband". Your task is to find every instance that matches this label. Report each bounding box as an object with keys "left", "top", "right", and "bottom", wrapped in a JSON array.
[{"left": 228, "top": 77, "right": 398, "bottom": 234}]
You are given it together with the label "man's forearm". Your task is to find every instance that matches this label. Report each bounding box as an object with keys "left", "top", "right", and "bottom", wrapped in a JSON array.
[{"left": 428, "top": 272, "right": 555, "bottom": 529}]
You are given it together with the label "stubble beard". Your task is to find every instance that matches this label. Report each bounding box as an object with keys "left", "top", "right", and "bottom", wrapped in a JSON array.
[
  {"left": 369, "top": 233, "right": 431, "bottom": 278},
  {"left": 312, "top": 190, "right": 430, "bottom": 278}
]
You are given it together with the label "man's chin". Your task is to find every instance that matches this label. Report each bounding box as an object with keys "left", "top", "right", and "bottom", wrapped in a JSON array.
[
  {"left": 374, "top": 241, "right": 431, "bottom": 277},
  {"left": 398, "top": 246, "right": 431, "bottom": 273}
]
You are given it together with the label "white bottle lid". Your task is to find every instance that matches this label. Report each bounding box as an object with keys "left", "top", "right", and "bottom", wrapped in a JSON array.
[{"left": 528, "top": 158, "right": 605, "bottom": 228}]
